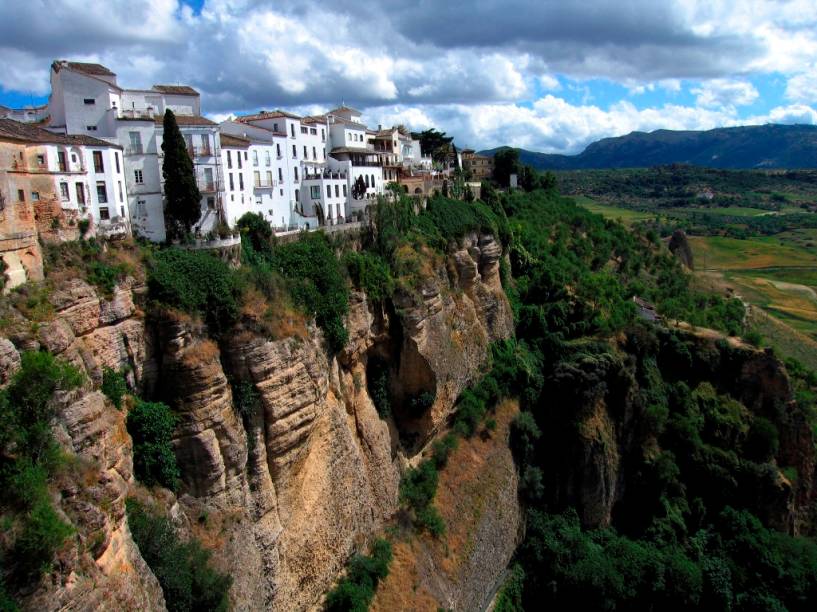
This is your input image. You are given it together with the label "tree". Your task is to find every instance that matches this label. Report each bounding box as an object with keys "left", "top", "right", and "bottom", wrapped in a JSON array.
[
  {"left": 493, "top": 147, "right": 520, "bottom": 187},
  {"left": 162, "top": 109, "right": 201, "bottom": 241},
  {"left": 352, "top": 175, "right": 367, "bottom": 200},
  {"left": 412, "top": 128, "right": 454, "bottom": 164}
]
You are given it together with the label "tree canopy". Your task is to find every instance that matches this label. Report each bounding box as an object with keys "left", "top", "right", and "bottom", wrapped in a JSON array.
[{"left": 162, "top": 109, "right": 202, "bottom": 241}]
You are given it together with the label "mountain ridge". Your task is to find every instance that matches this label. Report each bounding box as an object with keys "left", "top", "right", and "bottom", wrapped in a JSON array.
[{"left": 480, "top": 123, "right": 817, "bottom": 169}]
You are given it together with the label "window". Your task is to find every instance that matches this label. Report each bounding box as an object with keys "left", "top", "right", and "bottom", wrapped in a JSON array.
[
  {"left": 365, "top": 175, "right": 370, "bottom": 188},
  {"left": 71, "top": 153, "right": 77, "bottom": 163},
  {"left": 31, "top": 191, "right": 40, "bottom": 201},
  {"left": 121, "top": 206, "right": 125, "bottom": 217},
  {"left": 276, "top": 143, "right": 281, "bottom": 157},
  {"left": 58, "top": 151, "right": 67, "bottom": 172},
  {"left": 129, "top": 131, "right": 142, "bottom": 154},
  {"left": 265, "top": 151, "right": 270, "bottom": 166},
  {"left": 292, "top": 144, "right": 297, "bottom": 158},
  {"left": 118, "top": 181, "right": 123, "bottom": 201},
  {"left": 266, "top": 171, "right": 273, "bottom": 185},
  {"left": 290, "top": 124, "right": 295, "bottom": 137},
  {"left": 237, "top": 150, "right": 242, "bottom": 169},
  {"left": 335, "top": 184, "right": 339, "bottom": 198},
  {"left": 93, "top": 151, "right": 104, "bottom": 173},
  {"left": 207, "top": 197, "right": 215, "bottom": 210},
  {"left": 238, "top": 173, "right": 244, "bottom": 190},
  {"left": 115, "top": 152, "right": 120, "bottom": 173},
  {"left": 96, "top": 181, "right": 107, "bottom": 203},
  {"left": 254, "top": 171, "right": 261, "bottom": 187},
  {"left": 204, "top": 167, "right": 214, "bottom": 190},
  {"left": 84, "top": 98, "right": 95, "bottom": 105},
  {"left": 294, "top": 167, "right": 299, "bottom": 182},
  {"left": 371, "top": 174, "right": 375, "bottom": 187},
  {"left": 244, "top": 152, "right": 247, "bottom": 161},
  {"left": 136, "top": 199, "right": 146, "bottom": 216},
  {"left": 75, "top": 183, "right": 85, "bottom": 204},
  {"left": 99, "top": 207, "right": 110, "bottom": 220},
  {"left": 60, "top": 182, "right": 69, "bottom": 200},
  {"left": 278, "top": 168, "right": 283, "bottom": 182},
  {"left": 273, "top": 123, "right": 279, "bottom": 132},
  {"left": 326, "top": 185, "right": 332, "bottom": 198},
  {"left": 280, "top": 189, "right": 283, "bottom": 196},
  {"left": 253, "top": 150, "right": 258, "bottom": 166},
  {"left": 312, "top": 146, "right": 316, "bottom": 160},
  {"left": 87, "top": 125, "right": 97, "bottom": 131},
  {"left": 36, "top": 154, "right": 45, "bottom": 166},
  {"left": 310, "top": 185, "right": 320, "bottom": 199},
  {"left": 321, "top": 128, "right": 325, "bottom": 142},
  {"left": 17, "top": 189, "right": 24, "bottom": 201},
  {"left": 337, "top": 203, "right": 341, "bottom": 220},
  {"left": 310, "top": 128, "right": 317, "bottom": 135},
  {"left": 303, "top": 145, "right": 308, "bottom": 159},
  {"left": 301, "top": 126, "right": 308, "bottom": 134},
  {"left": 227, "top": 150, "right": 232, "bottom": 168},
  {"left": 134, "top": 169, "right": 144, "bottom": 184},
  {"left": 343, "top": 184, "right": 347, "bottom": 197},
  {"left": 229, "top": 173, "right": 234, "bottom": 191}
]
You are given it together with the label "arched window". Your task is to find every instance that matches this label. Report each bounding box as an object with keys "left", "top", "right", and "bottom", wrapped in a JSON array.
[
  {"left": 295, "top": 188, "right": 300, "bottom": 202},
  {"left": 364, "top": 175, "right": 370, "bottom": 188},
  {"left": 370, "top": 174, "right": 375, "bottom": 187}
]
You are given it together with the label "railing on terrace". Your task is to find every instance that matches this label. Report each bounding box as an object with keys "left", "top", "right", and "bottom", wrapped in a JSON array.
[
  {"left": 126, "top": 145, "right": 144, "bottom": 155},
  {"left": 187, "top": 145, "right": 213, "bottom": 158}
]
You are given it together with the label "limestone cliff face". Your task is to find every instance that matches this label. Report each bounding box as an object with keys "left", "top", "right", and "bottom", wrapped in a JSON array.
[
  {"left": 1, "top": 230, "right": 513, "bottom": 611},
  {"left": 540, "top": 328, "right": 817, "bottom": 535},
  {"left": 392, "top": 231, "right": 514, "bottom": 444}
]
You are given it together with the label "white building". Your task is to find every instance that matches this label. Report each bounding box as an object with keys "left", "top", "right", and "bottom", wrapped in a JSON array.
[{"left": 47, "top": 60, "right": 222, "bottom": 242}]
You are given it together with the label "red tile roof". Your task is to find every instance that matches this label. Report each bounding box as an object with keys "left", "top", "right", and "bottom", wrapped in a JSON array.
[
  {"left": 219, "top": 134, "right": 251, "bottom": 148},
  {"left": 154, "top": 115, "right": 216, "bottom": 127},
  {"left": 0, "top": 118, "right": 121, "bottom": 147},
  {"left": 53, "top": 60, "right": 115, "bottom": 77},
  {"left": 237, "top": 109, "right": 301, "bottom": 122},
  {"left": 153, "top": 84, "right": 199, "bottom": 96}
]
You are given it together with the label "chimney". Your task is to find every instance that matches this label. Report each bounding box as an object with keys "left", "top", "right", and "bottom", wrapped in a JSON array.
[{"left": 378, "top": 124, "right": 382, "bottom": 131}]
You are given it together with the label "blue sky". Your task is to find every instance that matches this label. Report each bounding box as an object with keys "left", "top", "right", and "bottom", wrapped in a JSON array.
[{"left": 1, "top": 0, "right": 816, "bottom": 154}]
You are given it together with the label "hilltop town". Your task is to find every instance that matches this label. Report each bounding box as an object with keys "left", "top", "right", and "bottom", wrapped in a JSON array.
[{"left": 0, "top": 60, "right": 495, "bottom": 290}]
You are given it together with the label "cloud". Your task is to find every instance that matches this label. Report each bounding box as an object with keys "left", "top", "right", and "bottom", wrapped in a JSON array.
[
  {"left": 2, "top": 0, "right": 817, "bottom": 154},
  {"left": 691, "top": 79, "right": 759, "bottom": 108},
  {"left": 786, "top": 66, "right": 817, "bottom": 104}
]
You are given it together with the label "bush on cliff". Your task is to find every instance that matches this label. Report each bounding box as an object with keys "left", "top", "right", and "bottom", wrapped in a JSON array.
[
  {"left": 126, "top": 499, "right": 232, "bottom": 612},
  {"left": 147, "top": 248, "right": 240, "bottom": 335},
  {"left": 324, "top": 538, "right": 392, "bottom": 612},
  {"left": 126, "top": 400, "right": 180, "bottom": 491}
]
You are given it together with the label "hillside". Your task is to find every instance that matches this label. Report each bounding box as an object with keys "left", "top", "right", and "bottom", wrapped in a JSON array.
[{"left": 481, "top": 123, "right": 817, "bottom": 169}]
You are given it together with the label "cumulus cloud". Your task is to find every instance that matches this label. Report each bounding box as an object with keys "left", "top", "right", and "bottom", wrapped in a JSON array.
[
  {"left": 2, "top": 0, "right": 817, "bottom": 154},
  {"left": 692, "top": 79, "right": 759, "bottom": 108}
]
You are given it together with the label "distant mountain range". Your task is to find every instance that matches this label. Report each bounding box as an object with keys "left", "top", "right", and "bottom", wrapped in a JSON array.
[{"left": 480, "top": 124, "right": 817, "bottom": 170}]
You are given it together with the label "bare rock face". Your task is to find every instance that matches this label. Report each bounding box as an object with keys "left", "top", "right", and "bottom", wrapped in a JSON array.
[
  {"left": 392, "top": 232, "right": 513, "bottom": 444},
  {"left": 20, "top": 389, "right": 165, "bottom": 611}
]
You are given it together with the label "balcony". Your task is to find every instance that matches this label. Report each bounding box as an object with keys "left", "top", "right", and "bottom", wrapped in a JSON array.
[
  {"left": 199, "top": 180, "right": 222, "bottom": 193},
  {"left": 126, "top": 145, "right": 144, "bottom": 155},
  {"left": 117, "top": 109, "right": 156, "bottom": 121},
  {"left": 187, "top": 146, "right": 213, "bottom": 158},
  {"left": 253, "top": 180, "right": 274, "bottom": 190},
  {"left": 303, "top": 170, "right": 348, "bottom": 181}
]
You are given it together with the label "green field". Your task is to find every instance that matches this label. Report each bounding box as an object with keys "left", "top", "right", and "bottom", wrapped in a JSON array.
[
  {"left": 572, "top": 196, "right": 654, "bottom": 223},
  {"left": 688, "top": 235, "right": 817, "bottom": 271},
  {"left": 667, "top": 206, "right": 771, "bottom": 217},
  {"left": 689, "top": 235, "right": 817, "bottom": 341}
]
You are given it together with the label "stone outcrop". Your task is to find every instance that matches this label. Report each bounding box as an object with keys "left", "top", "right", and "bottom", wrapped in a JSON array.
[
  {"left": 1, "top": 230, "right": 514, "bottom": 611},
  {"left": 392, "top": 232, "right": 513, "bottom": 444}
]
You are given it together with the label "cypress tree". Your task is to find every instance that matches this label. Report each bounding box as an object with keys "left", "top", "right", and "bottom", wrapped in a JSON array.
[{"left": 162, "top": 109, "right": 201, "bottom": 241}]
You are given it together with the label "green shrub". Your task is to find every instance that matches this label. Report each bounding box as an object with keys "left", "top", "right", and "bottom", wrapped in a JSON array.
[
  {"left": 367, "top": 360, "right": 391, "bottom": 419},
  {"left": 101, "top": 367, "right": 128, "bottom": 409},
  {"left": 87, "top": 261, "right": 126, "bottom": 296},
  {"left": 237, "top": 212, "right": 274, "bottom": 259},
  {"left": 494, "top": 564, "right": 525, "bottom": 612},
  {"left": 126, "top": 500, "right": 232, "bottom": 612},
  {"left": 127, "top": 400, "right": 180, "bottom": 490},
  {"left": 343, "top": 251, "right": 394, "bottom": 302},
  {"left": 77, "top": 218, "right": 90, "bottom": 238},
  {"left": 325, "top": 538, "right": 392, "bottom": 612},
  {"left": 148, "top": 248, "right": 240, "bottom": 335},
  {"left": 270, "top": 232, "right": 349, "bottom": 352},
  {"left": 13, "top": 500, "right": 73, "bottom": 580}
]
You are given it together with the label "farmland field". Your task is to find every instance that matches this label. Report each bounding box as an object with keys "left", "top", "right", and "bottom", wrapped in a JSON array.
[{"left": 571, "top": 196, "right": 654, "bottom": 223}]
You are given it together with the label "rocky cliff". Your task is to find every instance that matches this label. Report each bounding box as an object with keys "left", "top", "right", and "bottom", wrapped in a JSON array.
[{"left": 0, "top": 230, "right": 513, "bottom": 611}]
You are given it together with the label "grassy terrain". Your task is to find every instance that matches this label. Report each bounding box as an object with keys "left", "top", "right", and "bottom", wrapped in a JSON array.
[
  {"left": 571, "top": 196, "right": 654, "bottom": 223},
  {"left": 688, "top": 235, "right": 817, "bottom": 270},
  {"left": 667, "top": 206, "right": 771, "bottom": 217}
]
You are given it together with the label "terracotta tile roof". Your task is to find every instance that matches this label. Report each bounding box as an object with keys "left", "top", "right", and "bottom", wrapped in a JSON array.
[
  {"left": 154, "top": 115, "right": 216, "bottom": 127},
  {"left": 329, "top": 105, "right": 362, "bottom": 115},
  {"left": 237, "top": 109, "right": 301, "bottom": 122},
  {"left": 330, "top": 146, "right": 375, "bottom": 155},
  {"left": 219, "top": 134, "right": 251, "bottom": 148},
  {"left": 59, "top": 61, "right": 116, "bottom": 76},
  {"left": 375, "top": 129, "right": 396, "bottom": 138},
  {"left": 0, "top": 118, "right": 120, "bottom": 147},
  {"left": 301, "top": 115, "right": 327, "bottom": 124},
  {"left": 152, "top": 84, "right": 199, "bottom": 96}
]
